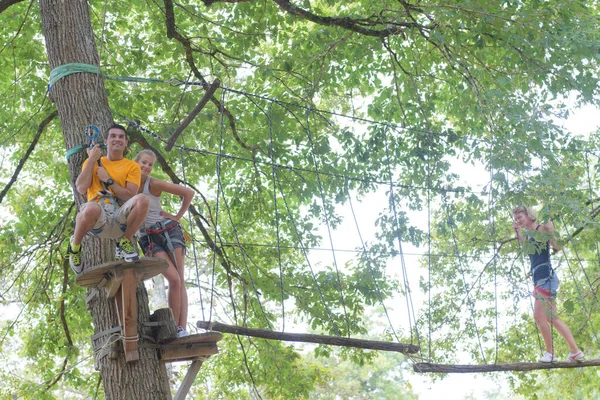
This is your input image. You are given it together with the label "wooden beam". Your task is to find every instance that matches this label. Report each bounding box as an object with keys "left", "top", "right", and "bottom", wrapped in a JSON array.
[
  {"left": 196, "top": 321, "right": 419, "bottom": 354},
  {"left": 159, "top": 343, "right": 218, "bottom": 362},
  {"left": 174, "top": 360, "right": 203, "bottom": 400},
  {"left": 104, "top": 269, "right": 124, "bottom": 298},
  {"left": 414, "top": 360, "right": 600, "bottom": 373},
  {"left": 121, "top": 268, "right": 139, "bottom": 362}
]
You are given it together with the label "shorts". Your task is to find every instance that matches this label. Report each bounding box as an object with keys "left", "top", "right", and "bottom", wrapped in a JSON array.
[
  {"left": 138, "top": 220, "right": 186, "bottom": 256},
  {"left": 533, "top": 273, "right": 559, "bottom": 298},
  {"left": 81, "top": 197, "right": 136, "bottom": 239}
]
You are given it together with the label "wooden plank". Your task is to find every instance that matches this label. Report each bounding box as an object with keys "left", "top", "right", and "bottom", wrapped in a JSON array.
[
  {"left": 159, "top": 343, "right": 219, "bottom": 362},
  {"left": 121, "top": 268, "right": 139, "bottom": 362},
  {"left": 413, "top": 360, "right": 600, "bottom": 373},
  {"left": 174, "top": 360, "right": 203, "bottom": 400},
  {"left": 196, "top": 321, "right": 419, "bottom": 354},
  {"left": 160, "top": 331, "right": 223, "bottom": 345},
  {"left": 104, "top": 269, "right": 123, "bottom": 299},
  {"left": 76, "top": 257, "right": 167, "bottom": 288}
]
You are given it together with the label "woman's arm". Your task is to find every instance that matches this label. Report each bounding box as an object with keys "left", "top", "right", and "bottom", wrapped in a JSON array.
[
  {"left": 512, "top": 220, "right": 526, "bottom": 243},
  {"left": 541, "top": 220, "right": 562, "bottom": 252},
  {"left": 151, "top": 178, "right": 195, "bottom": 222}
]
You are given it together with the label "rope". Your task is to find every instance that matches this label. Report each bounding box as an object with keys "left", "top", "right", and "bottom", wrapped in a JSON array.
[
  {"left": 488, "top": 137, "right": 499, "bottom": 364},
  {"left": 442, "top": 193, "right": 487, "bottom": 362},
  {"left": 268, "top": 102, "right": 286, "bottom": 331},
  {"left": 302, "top": 109, "right": 350, "bottom": 335},
  {"left": 558, "top": 217, "right": 600, "bottom": 344},
  {"left": 180, "top": 148, "right": 205, "bottom": 321},
  {"left": 345, "top": 178, "right": 400, "bottom": 343},
  {"left": 48, "top": 63, "right": 100, "bottom": 90},
  {"left": 382, "top": 125, "right": 420, "bottom": 349},
  {"left": 49, "top": 63, "right": 171, "bottom": 91}
]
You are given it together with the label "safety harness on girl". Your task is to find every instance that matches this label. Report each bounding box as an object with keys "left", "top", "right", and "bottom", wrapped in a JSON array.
[{"left": 143, "top": 220, "right": 185, "bottom": 268}]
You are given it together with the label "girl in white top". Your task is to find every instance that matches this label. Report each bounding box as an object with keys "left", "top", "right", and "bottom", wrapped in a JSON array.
[{"left": 135, "top": 149, "right": 194, "bottom": 337}]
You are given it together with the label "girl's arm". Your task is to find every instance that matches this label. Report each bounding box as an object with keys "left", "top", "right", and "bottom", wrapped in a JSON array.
[
  {"left": 541, "top": 220, "right": 562, "bottom": 252},
  {"left": 151, "top": 178, "right": 195, "bottom": 222},
  {"left": 512, "top": 220, "right": 526, "bottom": 243}
]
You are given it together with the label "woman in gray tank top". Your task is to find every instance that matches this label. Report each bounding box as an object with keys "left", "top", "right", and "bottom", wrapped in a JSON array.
[
  {"left": 512, "top": 206, "right": 583, "bottom": 363},
  {"left": 135, "top": 149, "right": 195, "bottom": 337}
]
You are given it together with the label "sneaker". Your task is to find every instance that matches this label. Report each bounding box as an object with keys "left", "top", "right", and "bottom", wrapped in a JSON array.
[
  {"left": 115, "top": 238, "right": 139, "bottom": 262},
  {"left": 539, "top": 352, "right": 557, "bottom": 363},
  {"left": 177, "top": 326, "right": 189, "bottom": 338},
  {"left": 68, "top": 236, "right": 83, "bottom": 274},
  {"left": 566, "top": 351, "right": 585, "bottom": 362}
]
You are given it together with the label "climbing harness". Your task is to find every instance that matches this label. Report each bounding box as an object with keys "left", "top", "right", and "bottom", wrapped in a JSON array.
[{"left": 143, "top": 220, "right": 186, "bottom": 264}]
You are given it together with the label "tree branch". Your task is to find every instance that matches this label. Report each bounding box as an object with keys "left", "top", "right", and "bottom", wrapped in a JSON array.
[
  {"left": 163, "top": 0, "right": 258, "bottom": 151},
  {"left": 165, "top": 78, "right": 221, "bottom": 151},
  {"left": 271, "top": 0, "right": 422, "bottom": 38},
  {"left": 0, "top": 109, "right": 58, "bottom": 204},
  {"left": 0, "top": 0, "right": 23, "bottom": 13}
]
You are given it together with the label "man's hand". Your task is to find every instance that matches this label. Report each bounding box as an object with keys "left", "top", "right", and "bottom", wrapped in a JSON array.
[
  {"left": 87, "top": 143, "right": 103, "bottom": 164},
  {"left": 96, "top": 166, "right": 110, "bottom": 183}
]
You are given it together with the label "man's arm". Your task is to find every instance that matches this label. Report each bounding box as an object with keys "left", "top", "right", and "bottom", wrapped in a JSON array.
[
  {"left": 107, "top": 180, "right": 139, "bottom": 201},
  {"left": 75, "top": 145, "right": 102, "bottom": 195},
  {"left": 95, "top": 162, "right": 140, "bottom": 202}
]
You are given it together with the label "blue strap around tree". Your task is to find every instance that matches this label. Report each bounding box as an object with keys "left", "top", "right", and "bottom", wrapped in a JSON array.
[{"left": 48, "top": 63, "right": 101, "bottom": 91}]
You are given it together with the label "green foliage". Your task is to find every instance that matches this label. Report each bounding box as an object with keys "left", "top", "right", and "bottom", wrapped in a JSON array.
[{"left": 1, "top": 0, "right": 600, "bottom": 398}]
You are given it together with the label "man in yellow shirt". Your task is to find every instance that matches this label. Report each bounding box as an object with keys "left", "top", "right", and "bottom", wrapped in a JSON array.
[{"left": 67, "top": 124, "right": 150, "bottom": 273}]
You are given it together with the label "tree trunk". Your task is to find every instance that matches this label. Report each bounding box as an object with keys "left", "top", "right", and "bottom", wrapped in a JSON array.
[{"left": 38, "top": 1, "right": 170, "bottom": 398}]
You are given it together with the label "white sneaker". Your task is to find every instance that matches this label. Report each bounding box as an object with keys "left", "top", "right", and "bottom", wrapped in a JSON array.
[
  {"left": 539, "top": 352, "right": 557, "bottom": 363},
  {"left": 177, "top": 326, "right": 189, "bottom": 338},
  {"left": 566, "top": 351, "right": 584, "bottom": 362}
]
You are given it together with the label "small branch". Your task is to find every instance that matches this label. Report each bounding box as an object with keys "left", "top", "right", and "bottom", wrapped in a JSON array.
[
  {"left": 0, "top": 109, "right": 58, "bottom": 204},
  {"left": 197, "top": 321, "right": 420, "bottom": 354},
  {"left": 165, "top": 78, "right": 221, "bottom": 151}
]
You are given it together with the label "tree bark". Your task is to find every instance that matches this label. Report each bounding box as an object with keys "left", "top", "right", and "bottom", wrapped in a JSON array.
[{"left": 38, "top": 0, "right": 169, "bottom": 398}]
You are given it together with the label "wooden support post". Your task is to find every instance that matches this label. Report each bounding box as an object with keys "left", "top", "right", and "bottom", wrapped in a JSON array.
[
  {"left": 76, "top": 258, "right": 168, "bottom": 363},
  {"left": 121, "top": 268, "right": 139, "bottom": 362},
  {"left": 174, "top": 360, "right": 204, "bottom": 400}
]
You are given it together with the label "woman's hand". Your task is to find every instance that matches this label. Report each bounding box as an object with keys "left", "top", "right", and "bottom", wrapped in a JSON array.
[{"left": 160, "top": 211, "right": 179, "bottom": 222}]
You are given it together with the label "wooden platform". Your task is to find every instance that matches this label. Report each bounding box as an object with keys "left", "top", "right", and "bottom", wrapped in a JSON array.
[
  {"left": 76, "top": 257, "right": 167, "bottom": 288},
  {"left": 77, "top": 258, "right": 167, "bottom": 362},
  {"left": 414, "top": 359, "right": 600, "bottom": 373},
  {"left": 158, "top": 332, "right": 223, "bottom": 363}
]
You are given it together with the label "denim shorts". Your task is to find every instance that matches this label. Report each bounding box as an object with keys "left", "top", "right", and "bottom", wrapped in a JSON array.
[
  {"left": 139, "top": 221, "right": 186, "bottom": 256},
  {"left": 534, "top": 273, "right": 559, "bottom": 298}
]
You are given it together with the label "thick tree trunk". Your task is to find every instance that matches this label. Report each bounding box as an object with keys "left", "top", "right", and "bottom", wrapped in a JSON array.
[{"left": 38, "top": 1, "right": 169, "bottom": 398}]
